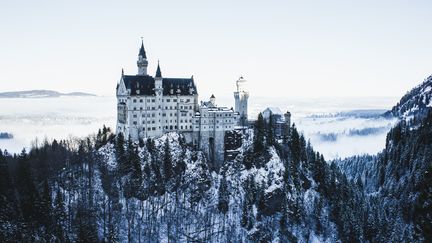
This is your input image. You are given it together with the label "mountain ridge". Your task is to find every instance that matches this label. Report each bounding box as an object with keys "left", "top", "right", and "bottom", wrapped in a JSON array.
[
  {"left": 385, "top": 74, "right": 432, "bottom": 119},
  {"left": 0, "top": 90, "right": 97, "bottom": 98}
]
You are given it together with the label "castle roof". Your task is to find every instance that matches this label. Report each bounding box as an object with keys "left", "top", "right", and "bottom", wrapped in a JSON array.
[
  {"left": 263, "top": 107, "right": 283, "bottom": 115},
  {"left": 162, "top": 78, "right": 196, "bottom": 95},
  {"left": 121, "top": 75, "right": 197, "bottom": 96},
  {"left": 155, "top": 62, "right": 162, "bottom": 78},
  {"left": 122, "top": 75, "right": 155, "bottom": 95},
  {"left": 139, "top": 41, "right": 147, "bottom": 58}
]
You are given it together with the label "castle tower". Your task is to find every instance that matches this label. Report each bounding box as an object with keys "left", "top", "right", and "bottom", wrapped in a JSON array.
[
  {"left": 234, "top": 76, "right": 249, "bottom": 127},
  {"left": 284, "top": 111, "right": 291, "bottom": 137},
  {"left": 137, "top": 40, "right": 148, "bottom": 75},
  {"left": 210, "top": 94, "right": 216, "bottom": 107},
  {"left": 154, "top": 61, "right": 163, "bottom": 136}
]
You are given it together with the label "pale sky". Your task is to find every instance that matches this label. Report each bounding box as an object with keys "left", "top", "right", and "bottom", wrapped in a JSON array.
[{"left": 1, "top": 0, "right": 431, "bottom": 99}]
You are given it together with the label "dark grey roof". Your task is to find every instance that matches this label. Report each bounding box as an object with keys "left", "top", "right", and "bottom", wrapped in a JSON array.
[
  {"left": 162, "top": 78, "right": 197, "bottom": 96},
  {"left": 122, "top": 75, "right": 155, "bottom": 95},
  {"left": 120, "top": 75, "right": 197, "bottom": 96},
  {"left": 210, "top": 94, "right": 215, "bottom": 98},
  {"left": 155, "top": 63, "right": 162, "bottom": 78},
  {"left": 139, "top": 41, "right": 147, "bottom": 58}
]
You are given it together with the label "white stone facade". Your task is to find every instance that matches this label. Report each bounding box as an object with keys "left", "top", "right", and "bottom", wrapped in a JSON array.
[{"left": 116, "top": 41, "right": 248, "bottom": 168}]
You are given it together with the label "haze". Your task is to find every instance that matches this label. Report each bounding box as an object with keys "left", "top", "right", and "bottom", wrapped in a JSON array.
[{"left": 1, "top": 0, "right": 431, "bottom": 100}]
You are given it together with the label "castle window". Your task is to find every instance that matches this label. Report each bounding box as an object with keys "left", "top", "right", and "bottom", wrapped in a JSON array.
[
  {"left": 170, "top": 106, "right": 173, "bottom": 109},
  {"left": 165, "top": 126, "right": 168, "bottom": 129},
  {"left": 152, "top": 107, "right": 155, "bottom": 110},
  {"left": 180, "top": 126, "right": 183, "bottom": 129},
  {"left": 151, "top": 99, "right": 155, "bottom": 102},
  {"left": 180, "top": 99, "right": 184, "bottom": 102},
  {"left": 173, "top": 99, "right": 177, "bottom": 102},
  {"left": 195, "top": 126, "right": 198, "bottom": 129},
  {"left": 190, "top": 125, "right": 192, "bottom": 129},
  {"left": 140, "top": 107, "right": 143, "bottom": 110},
  {"left": 152, "top": 120, "right": 155, "bottom": 124},
  {"left": 170, "top": 125, "right": 173, "bottom": 130},
  {"left": 147, "top": 99, "right": 150, "bottom": 102},
  {"left": 152, "top": 127, "right": 156, "bottom": 131},
  {"left": 162, "top": 113, "right": 166, "bottom": 117},
  {"left": 133, "top": 115, "right": 137, "bottom": 118},
  {"left": 152, "top": 114, "right": 155, "bottom": 117},
  {"left": 134, "top": 107, "right": 136, "bottom": 110},
  {"left": 167, "top": 99, "right": 170, "bottom": 102},
  {"left": 180, "top": 106, "right": 183, "bottom": 109},
  {"left": 186, "top": 99, "right": 190, "bottom": 102},
  {"left": 140, "top": 99, "right": 143, "bottom": 103},
  {"left": 175, "top": 126, "right": 177, "bottom": 129},
  {"left": 133, "top": 121, "right": 137, "bottom": 125},
  {"left": 133, "top": 99, "right": 136, "bottom": 103}
]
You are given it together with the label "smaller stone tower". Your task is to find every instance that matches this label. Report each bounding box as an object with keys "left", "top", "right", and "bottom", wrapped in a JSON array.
[
  {"left": 137, "top": 40, "right": 148, "bottom": 75},
  {"left": 234, "top": 76, "right": 249, "bottom": 127},
  {"left": 283, "top": 111, "right": 291, "bottom": 138},
  {"left": 210, "top": 94, "right": 216, "bottom": 107}
]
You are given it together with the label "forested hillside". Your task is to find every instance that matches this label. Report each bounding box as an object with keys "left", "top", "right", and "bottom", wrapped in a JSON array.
[
  {"left": 335, "top": 111, "right": 432, "bottom": 242},
  {"left": 386, "top": 75, "right": 432, "bottom": 119},
  {"left": 1, "top": 117, "right": 367, "bottom": 242}
]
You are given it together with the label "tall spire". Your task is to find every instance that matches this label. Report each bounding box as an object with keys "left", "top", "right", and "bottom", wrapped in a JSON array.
[
  {"left": 139, "top": 38, "right": 147, "bottom": 58},
  {"left": 137, "top": 37, "right": 148, "bottom": 75},
  {"left": 155, "top": 60, "right": 162, "bottom": 78}
]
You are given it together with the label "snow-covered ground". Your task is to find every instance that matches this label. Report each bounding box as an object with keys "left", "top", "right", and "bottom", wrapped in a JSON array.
[{"left": 0, "top": 95, "right": 398, "bottom": 159}]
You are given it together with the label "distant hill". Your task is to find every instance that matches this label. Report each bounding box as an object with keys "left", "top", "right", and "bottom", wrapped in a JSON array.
[
  {"left": 385, "top": 75, "right": 432, "bottom": 119},
  {"left": 0, "top": 90, "right": 97, "bottom": 98}
]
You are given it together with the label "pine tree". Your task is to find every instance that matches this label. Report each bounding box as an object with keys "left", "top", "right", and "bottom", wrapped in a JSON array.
[
  {"left": 267, "top": 114, "right": 275, "bottom": 146},
  {"left": 163, "top": 137, "right": 173, "bottom": 181},
  {"left": 130, "top": 148, "right": 142, "bottom": 197},
  {"left": 217, "top": 175, "right": 229, "bottom": 215},
  {"left": 0, "top": 149, "right": 19, "bottom": 241},
  {"left": 254, "top": 113, "right": 265, "bottom": 153},
  {"left": 53, "top": 188, "right": 67, "bottom": 242},
  {"left": 115, "top": 133, "right": 126, "bottom": 175},
  {"left": 36, "top": 179, "right": 53, "bottom": 231},
  {"left": 15, "top": 149, "right": 39, "bottom": 223}
]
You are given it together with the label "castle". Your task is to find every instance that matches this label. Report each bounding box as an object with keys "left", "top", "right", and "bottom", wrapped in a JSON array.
[{"left": 116, "top": 41, "right": 249, "bottom": 168}]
